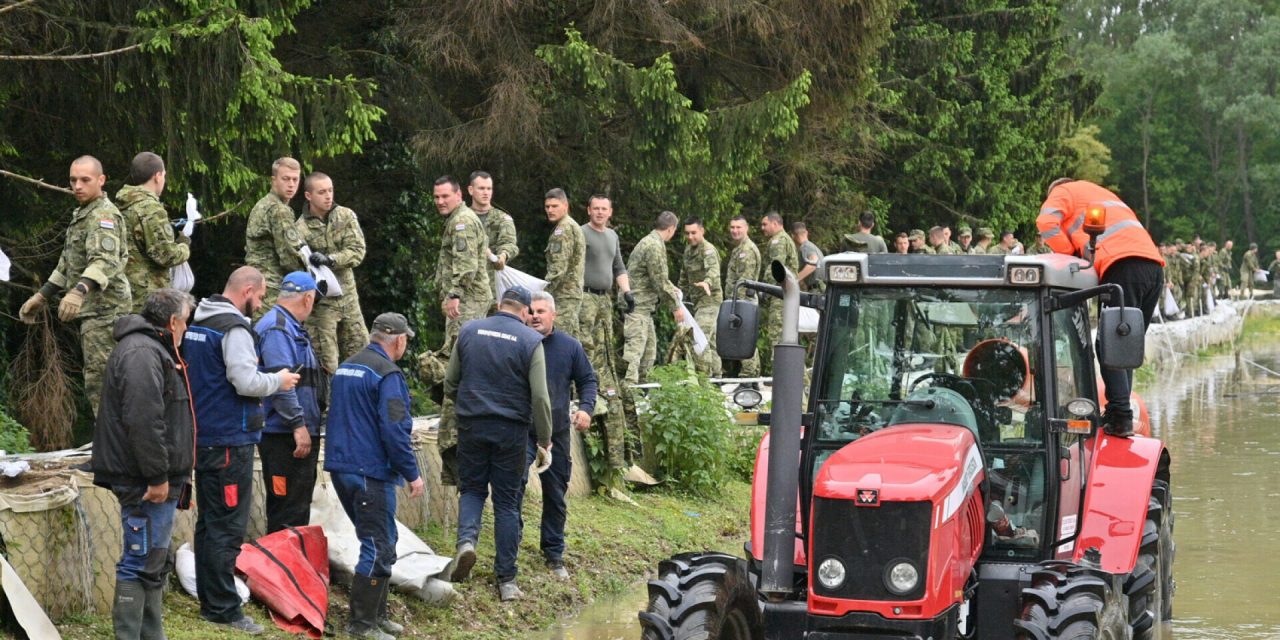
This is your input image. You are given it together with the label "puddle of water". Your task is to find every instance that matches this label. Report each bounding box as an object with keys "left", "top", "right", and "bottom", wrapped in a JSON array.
[{"left": 549, "top": 348, "right": 1280, "bottom": 639}]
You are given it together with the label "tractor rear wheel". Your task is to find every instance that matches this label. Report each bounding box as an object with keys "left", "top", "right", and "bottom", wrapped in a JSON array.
[
  {"left": 1123, "top": 479, "right": 1174, "bottom": 639},
  {"left": 638, "top": 552, "right": 763, "bottom": 640},
  {"left": 1013, "top": 561, "right": 1129, "bottom": 639}
]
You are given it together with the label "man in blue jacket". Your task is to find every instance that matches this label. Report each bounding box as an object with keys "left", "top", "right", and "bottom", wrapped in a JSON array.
[
  {"left": 526, "top": 291, "right": 596, "bottom": 580},
  {"left": 184, "top": 266, "right": 300, "bottom": 634},
  {"left": 444, "top": 285, "right": 553, "bottom": 601},
  {"left": 255, "top": 271, "right": 325, "bottom": 533},
  {"left": 325, "top": 312, "right": 424, "bottom": 639}
]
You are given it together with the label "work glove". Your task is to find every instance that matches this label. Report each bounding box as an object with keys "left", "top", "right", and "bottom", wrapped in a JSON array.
[
  {"left": 623, "top": 291, "right": 636, "bottom": 314},
  {"left": 18, "top": 292, "right": 45, "bottom": 324},
  {"left": 532, "top": 444, "right": 552, "bottom": 474},
  {"left": 58, "top": 287, "right": 86, "bottom": 322},
  {"left": 308, "top": 251, "right": 336, "bottom": 268}
]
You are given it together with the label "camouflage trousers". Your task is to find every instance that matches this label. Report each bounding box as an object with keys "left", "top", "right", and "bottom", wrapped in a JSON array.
[
  {"left": 436, "top": 296, "right": 491, "bottom": 485},
  {"left": 1240, "top": 269, "right": 1254, "bottom": 299},
  {"left": 580, "top": 293, "right": 628, "bottom": 471},
  {"left": 756, "top": 300, "right": 782, "bottom": 375},
  {"left": 669, "top": 304, "right": 720, "bottom": 377},
  {"left": 306, "top": 293, "right": 369, "bottom": 374},
  {"left": 81, "top": 316, "right": 118, "bottom": 418},
  {"left": 555, "top": 295, "right": 582, "bottom": 340},
  {"left": 622, "top": 311, "right": 657, "bottom": 385},
  {"left": 252, "top": 272, "right": 283, "bottom": 323}
]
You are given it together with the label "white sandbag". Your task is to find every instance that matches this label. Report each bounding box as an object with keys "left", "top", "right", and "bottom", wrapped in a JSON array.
[
  {"left": 182, "top": 193, "right": 202, "bottom": 238},
  {"left": 170, "top": 262, "right": 195, "bottom": 292},
  {"left": 310, "top": 478, "right": 457, "bottom": 605},
  {"left": 799, "top": 307, "right": 821, "bottom": 334},
  {"left": 675, "top": 292, "right": 709, "bottom": 355},
  {"left": 1204, "top": 284, "right": 1215, "bottom": 312},
  {"left": 1256, "top": 268, "right": 1269, "bottom": 284},
  {"left": 1161, "top": 288, "right": 1179, "bottom": 318},
  {"left": 175, "top": 542, "right": 250, "bottom": 603},
  {"left": 297, "top": 246, "right": 343, "bottom": 298},
  {"left": 0, "top": 245, "right": 10, "bottom": 281},
  {"left": 496, "top": 266, "right": 548, "bottom": 301}
]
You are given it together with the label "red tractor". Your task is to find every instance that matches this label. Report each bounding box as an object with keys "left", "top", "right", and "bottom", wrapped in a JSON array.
[{"left": 639, "top": 249, "right": 1174, "bottom": 639}]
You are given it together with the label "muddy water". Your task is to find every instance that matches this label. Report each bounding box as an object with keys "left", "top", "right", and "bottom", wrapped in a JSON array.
[{"left": 547, "top": 349, "right": 1280, "bottom": 639}]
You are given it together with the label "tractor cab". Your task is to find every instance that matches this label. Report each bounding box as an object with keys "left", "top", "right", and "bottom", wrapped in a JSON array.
[{"left": 640, "top": 252, "right": 1173, "bottom": 640}]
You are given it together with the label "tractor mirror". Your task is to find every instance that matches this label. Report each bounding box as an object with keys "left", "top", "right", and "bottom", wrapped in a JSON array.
[
  {"left": 1096, "top": 307, "right": 1145, "bottom": 370},
  {"left": 717, "top": 299, "right": 760, "bottom": 360}
]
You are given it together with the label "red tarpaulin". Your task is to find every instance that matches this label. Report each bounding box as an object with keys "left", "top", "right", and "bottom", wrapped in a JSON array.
[{"left": 236, "top": 525, "right": 330, "bottom": 638}]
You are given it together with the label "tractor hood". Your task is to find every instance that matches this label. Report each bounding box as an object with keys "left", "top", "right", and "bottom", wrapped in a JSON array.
[{"left": 814, "top": 424, "right": 983, "bottom": 524}]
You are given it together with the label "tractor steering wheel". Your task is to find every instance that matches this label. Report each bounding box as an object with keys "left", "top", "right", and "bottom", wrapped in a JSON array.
[{"left": 908, "top": 372, "right": 971, "bottom": 395}]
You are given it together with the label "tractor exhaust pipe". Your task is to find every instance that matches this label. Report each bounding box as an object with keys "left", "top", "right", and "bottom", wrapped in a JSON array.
[{"left": 760, "top": 260, "right": 805, "bottom": 599}]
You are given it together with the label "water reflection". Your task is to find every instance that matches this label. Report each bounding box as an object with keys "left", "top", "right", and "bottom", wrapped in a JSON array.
[{"left": 547, "top": 349, "right": 1280, "bottom": 639}]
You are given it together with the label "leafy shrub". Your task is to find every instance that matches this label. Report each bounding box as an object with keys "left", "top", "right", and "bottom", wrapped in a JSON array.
[
  {"left": 726, "top": 424, "right": 766, "bottom": 482},
  {"left": 642, "top": 365, "right": 737, "bottom": 496},
  {"left": 0, "top": 404, "right": 33, "bottom": 455}
]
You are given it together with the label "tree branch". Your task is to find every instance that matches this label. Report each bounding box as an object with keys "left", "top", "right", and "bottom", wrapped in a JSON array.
[
  {"left": 0, "top": 169, "right": 72, "bottom": 195},
  {"left": 0, "top": 0, "right": 37, "bottom": 16},
  {"left": 0, "top": 42, "right": 143, "bottom": 62}
]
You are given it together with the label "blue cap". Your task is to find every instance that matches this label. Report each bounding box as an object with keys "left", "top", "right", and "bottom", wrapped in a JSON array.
[
  {"left": 501, "top": 285, "right": 532, "bottom": 307},
  {"left": 281, "top": 271, "right": 318, "bottom": 293}
]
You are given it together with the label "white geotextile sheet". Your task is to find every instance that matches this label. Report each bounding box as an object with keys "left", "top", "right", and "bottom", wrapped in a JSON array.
[
  {"left": 799, "top": 307, "right": 821, "bottom": 334},
  {"left": 1, "top": 553, "right": 60, "bottom": 639},
  {"left": 496, "top": 266, "right": 548, "bottom": 302},
  {"left": 676, "top": 292, "right": 709, "bottom": 355},
  {"left": 311, "top": 478, "right": 456, "bottom": 604}
]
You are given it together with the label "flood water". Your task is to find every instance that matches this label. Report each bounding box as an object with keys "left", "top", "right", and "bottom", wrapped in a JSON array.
[{"left": 546, "top": 347, "right": 1280, "bottom": 639}]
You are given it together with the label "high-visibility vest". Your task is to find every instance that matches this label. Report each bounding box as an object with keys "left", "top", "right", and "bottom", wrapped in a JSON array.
[{"left": 1036, "top": 181, "right": 1164, "bottom": 278}]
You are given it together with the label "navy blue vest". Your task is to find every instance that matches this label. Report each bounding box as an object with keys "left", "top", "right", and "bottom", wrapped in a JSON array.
[
  {"left": 325, "top": 344, "right": 411, "bottom": 482},
  {"left": 184, "top": 311, "right": 265, "bottom": 446},
  {"left": 454, "top": 312, "right": 541, "bottom": 426}
]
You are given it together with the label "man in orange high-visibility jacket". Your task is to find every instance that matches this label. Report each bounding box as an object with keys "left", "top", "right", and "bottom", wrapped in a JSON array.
[{"left": 1037, "top": 178, "right": 1165, "bottom": 437}]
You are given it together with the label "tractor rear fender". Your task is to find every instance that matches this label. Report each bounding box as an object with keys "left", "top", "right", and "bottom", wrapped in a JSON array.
[
  {"left": 749, "top": 432, "right": 806, "bottom": 567},
  {"left": 1072, "top": 434, "right": 1170, "bottom": 574}
]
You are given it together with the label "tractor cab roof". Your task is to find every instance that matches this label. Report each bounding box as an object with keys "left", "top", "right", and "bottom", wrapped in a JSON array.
[{"left": 821, "top": 252, "right": 1098, "bottom": 291}]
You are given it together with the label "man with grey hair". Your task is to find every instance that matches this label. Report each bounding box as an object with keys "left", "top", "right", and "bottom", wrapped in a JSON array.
[
  {"left": 92, "top": 288, "right": 196, "bottom": 639},
  {"left": 525, "top": 291, "right": 596, "bottom": 579}
]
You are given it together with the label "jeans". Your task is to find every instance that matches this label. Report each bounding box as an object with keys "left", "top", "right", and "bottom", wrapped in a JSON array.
[
  {"left": 456, "top": 420, "right": 526, "bottom": 582},
  {"left": 115, "top": 494, "right": 179, "bottom": 589},
  {"left": 194, "top": 444, "right": 254, "bottom": 623},
  {"left": 331, "top": 472, "right": 398, "bottom": 578},
  {"left": 258, "top": 432, "right": 320, "bottom": 533},
  {"left": 524, "top": 429, "right": 572, "bottom": 562},
  {"left": 1099, "top": 257, "right": 1164, "bottom": 418}
]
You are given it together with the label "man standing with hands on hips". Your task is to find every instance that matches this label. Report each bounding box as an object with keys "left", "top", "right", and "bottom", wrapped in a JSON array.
[{"left": 325, "top": 312, "right": 424, "bottom": 639}]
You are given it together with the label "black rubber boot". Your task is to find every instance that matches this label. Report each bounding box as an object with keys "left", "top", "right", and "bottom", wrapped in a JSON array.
[
  {"left": 113, "top": 579, "right": 146, "bottom": 640},
  {"left": 375, "top": 578, "right": 404, "bottom": 636},
  {"left": 347, "top": 575, "right": 394, "bottom": 640},
  {"left": 140, "top": 584, "right": 168, "bottom": 640}
]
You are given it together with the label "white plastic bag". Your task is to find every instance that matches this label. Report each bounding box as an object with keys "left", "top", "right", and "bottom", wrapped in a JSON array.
[
  {"left": 182, "top": 193, "right": 202, "bottom": 238},
  {"left": 170, "top": 262, "right": 195, "bottom": 292},
  {"left": 1256, "top": 269, "right": 1269, "bottom": 284},
  {"left": 297, "top": 245, "right": 343, "bottom": 298},
  {"left": 675, "top": 292, "right": 709, "bottom": 355},
  {"left": 1161, "top": 288, "right": 1179, "bottom": 318},
  {"left": 799, "top": 307, "right": 821, "bottom": 334},
  {"left": 495, "top": 266, "right": 548, "bottom": 301},
  {"left": 175, "top": 542, "right": 250, "bottom": 603},
  {"left": 0, "top": 245, "right": 10, "bottom": 282}
]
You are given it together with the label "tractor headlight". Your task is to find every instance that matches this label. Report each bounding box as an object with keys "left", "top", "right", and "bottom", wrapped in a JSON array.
[
  {"left": 884, "top": 560, "right": 919, "bottom": 595},
  {"left": 817, "top": 558, "right": 846, "bottom": 590}
]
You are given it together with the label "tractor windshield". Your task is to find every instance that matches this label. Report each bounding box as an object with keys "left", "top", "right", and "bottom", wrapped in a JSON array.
[{"left": 813, "top": 287, "right": 1044, "bottom": 449}]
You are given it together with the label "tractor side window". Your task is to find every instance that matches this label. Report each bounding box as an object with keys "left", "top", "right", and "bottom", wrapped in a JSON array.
[
  {"left": 1050, "top": 304, "right": 1094, "bottom": 416},
  {"left": 984, "top": 450, "right": 1047, "bottom": 560}
]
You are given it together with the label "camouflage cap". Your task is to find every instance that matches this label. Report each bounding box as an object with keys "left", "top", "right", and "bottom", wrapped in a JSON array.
[
  {"left": 976, "top": 227, "right": 994, "bottom": 239},
  {"left": 1174, "top": 238, "right": 1184, "bottom": 245},
  {"left": 908, "top": 228, "right": 925, "bottom": 240},
  {"left": 957, "top": 225, "right": 972, "bottom": 236}
]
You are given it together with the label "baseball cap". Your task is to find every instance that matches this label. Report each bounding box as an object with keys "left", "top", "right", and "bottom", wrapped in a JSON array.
[
  {"left": 958, "top": 225, "right": 972, "bottom": 236},
  {"left": 371, "top": 312, "right": 415, "bottom": 338},
  {"left": 908, "top": 229, "right": 925, "bottom": 240},
  {"left": 502, "top": 285, "right": 532, "bottom": 308},
  {"left": 280, "top": 271, "right": 318, "bottom": 293},
  {"left": 976, "top": 227, "right": 994, "bottom": 239}
]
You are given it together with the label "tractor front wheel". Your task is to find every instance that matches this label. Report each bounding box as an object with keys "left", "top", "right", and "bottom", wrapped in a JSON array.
[
  {"left": 1013, "top": 561, "right": 1129, "bottom": 639},
  {"left": 638, "top": 552, "right": 763, "bottom": 640}
]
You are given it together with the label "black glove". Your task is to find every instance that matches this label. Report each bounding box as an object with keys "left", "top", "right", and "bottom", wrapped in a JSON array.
[
  {"left": 309, "top": 251, "right": 336, "bottom": 268},
  {"left": 623, "top": 291, "right": 636, "bottom": 314}
]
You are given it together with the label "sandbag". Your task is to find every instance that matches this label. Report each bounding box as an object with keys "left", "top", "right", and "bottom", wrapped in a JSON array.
[
  {"left": 495, "top": 266, "right": 547, "bottom": 302},
  {"left": 298, "top": 246, "right": 343, "bottom": 298},
  {"left": 175, "top": 542, "right": 250, "bottom": 604},
  {"left": 236, "top": 526, "right": 330, "bottom": 638},
  {"left": 170, "top": 262, "right": 195, "bottom": 292}
]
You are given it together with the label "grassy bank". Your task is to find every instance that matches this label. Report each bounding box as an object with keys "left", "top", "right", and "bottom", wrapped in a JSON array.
[{"left": 56, "top": 480, "right": 752, "bottom": 639}]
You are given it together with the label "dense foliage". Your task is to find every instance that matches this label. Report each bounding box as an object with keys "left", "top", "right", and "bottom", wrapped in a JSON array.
[{"left": 641, "top": 365, "right": 739, "bottom": 495}]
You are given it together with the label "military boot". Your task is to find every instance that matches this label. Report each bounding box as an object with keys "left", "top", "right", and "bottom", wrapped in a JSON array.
[{"left": 113, "top": 579, "right": 146, "bottom": 640}]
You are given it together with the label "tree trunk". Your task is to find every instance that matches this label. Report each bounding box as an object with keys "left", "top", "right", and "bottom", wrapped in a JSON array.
[
  {"left": 1236, "top": 121, "right": 1256, "bottom": 245},
  {"left": 1140, "top": 95, "right": 1153, "bottom": 227}
]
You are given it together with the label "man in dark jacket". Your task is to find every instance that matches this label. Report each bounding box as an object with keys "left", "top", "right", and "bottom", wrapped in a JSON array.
[
  {"left": 184, "top": 266, "right": 299, "bottom": 634},
  {"left": 526, "top": 291, "right": 596, "bottom": 580},
  {"left": 255, "top": 271, "right": 324, "bottom": 533},
  {"left": 92, "top": 288, "right": 195, "bottom": 640},
  {"left": 325, "top": 312, "right": 424, "bottom": 640},
  {"left": 444, "top": 285, "right": 553, "bottom": 601}
]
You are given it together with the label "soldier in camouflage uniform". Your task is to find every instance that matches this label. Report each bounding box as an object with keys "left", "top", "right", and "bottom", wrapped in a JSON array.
[
  {"left": 723, "top": 215, "right": 762, "bottom": 377},
  {"left": 19, "top": 156, "right": 131, "bottom": 418},
  {"left": 790, "top": 222, "right": 826, "bottom": 292},
  {"left": 841, "top": 212, "right": 888, "bottom": 253},
  {"left": 1161, "top": 243, "right": 1182, "bottom": 318},
  {"left": 970, "top": 227, "right": 994, "bottom": 255},
  {"left": 929, "top": 226, "right": 958, "bottom": 255},
  {"left": 468, "top": 171, "right": 519, "bottom": 305},
  {"left": 957, "top": 225, "right": 974, "bottom": 253},
  {"left": 298, "top": 172, "right": 368, "bottom": 373},
  {"left": 245, "top": 157, "right": 305, "bottom": 316},
  {"left": 1199, "top": 245, "right": 1216, "bottom": 309},
  {"left": 579, "top": 195, "right": 633, "bottom": 473},
  {"left": 1025, "top": 235, "right": 1052, "bottom": 255},
  {"left": 543, "top": 188, "right": 586, "bottom": 337},
  {"left": 988, "top": 231, "right": 1016, "bottom": 256},
  {"left": 1181, "top": 243, "right": 1202, "bottom": 317},
  {"left": 759, "top": 212, "right": 799, "bottom": 365},
  {"left": 909, "top": 229, "right": 934, "bottom": 254},
  {"left": 677, "top": 216, "right": 722, "bottom": 376},
  {"left": 432, "top": 175, "right": 491, "bottom": 485},
  {"left": 624, "top": 212, "right": 685, "bottom": 384},
  {"left": 1269, "top": 250, "right": 1280, "bottom": 297},
  {"left": 116, "top": 152, "right": 190, "bottom": 312},
  {"left": 1217, "top": 239, "right": 1235, "bottom": 300},
  {"left": 1241, "top": 242, "right": 1260, "bottom": 299}
]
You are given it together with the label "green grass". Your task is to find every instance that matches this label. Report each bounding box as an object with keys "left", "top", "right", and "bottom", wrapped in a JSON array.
[{"left": 56, "top": 481, "right": 751, "bottom": 639}]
